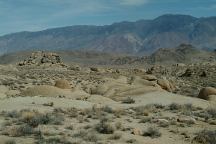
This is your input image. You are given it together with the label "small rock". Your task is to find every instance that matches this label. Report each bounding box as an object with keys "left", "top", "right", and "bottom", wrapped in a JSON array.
[
  {"left": 142, "top": 75, "right": 157, "bottom": 81},
  {"left": 198, "top": 87, "right": 216, "bottom": 100}
]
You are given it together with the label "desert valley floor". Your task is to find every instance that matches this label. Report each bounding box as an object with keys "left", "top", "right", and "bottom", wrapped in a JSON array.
[{"left": 0, "top": 51, "right": 215, "bottom": 144}]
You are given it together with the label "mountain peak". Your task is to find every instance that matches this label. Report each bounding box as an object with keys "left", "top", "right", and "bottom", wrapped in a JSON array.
[{"left": 155, "top": 14, "right": 197, "bottom": 20}]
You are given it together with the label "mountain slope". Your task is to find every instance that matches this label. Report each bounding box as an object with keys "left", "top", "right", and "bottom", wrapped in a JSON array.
[
  {"left": 148, "top": 44, "right": 215, "bottom": 64},
  {"left": 1, "top": 14, "right": 216, "bottom": 55}
]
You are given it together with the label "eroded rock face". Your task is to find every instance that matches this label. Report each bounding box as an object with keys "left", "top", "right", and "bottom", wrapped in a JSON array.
[
  {"left": 54, "top": 79, "right": 71, "bottom": 89},
  {"left": 18, "top": 51, "right": 66, "bottom": 67},
  {"left": 198, "top": 87, "right": 216, "bottom": 100},
  {"left": 157, "top": 79, "right": 175, "bottom": 92}
]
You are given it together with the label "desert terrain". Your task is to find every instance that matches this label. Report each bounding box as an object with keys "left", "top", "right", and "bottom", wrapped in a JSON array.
[{"left": 0, "top": 49, "right": 215, "bottom": 144}]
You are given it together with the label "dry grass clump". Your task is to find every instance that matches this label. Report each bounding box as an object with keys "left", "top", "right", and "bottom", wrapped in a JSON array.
[
  {"left": 207, "top": 108, "right": 216, "bottom": 119},
  {"left": 2, "top": 109, "right": 64, "bottom": 137},
  {"left": 73, "top": 130, "right": 99, "bottom": 142},
  {"left": 18, "top": 110, "right": 64, "bottom": 126},
  {"left": 143, "top": 127, "right": 161, "bottom": 138},
  {"left": 192, "top": 130, "right": 216, "bottom": 144},
  {"left": 3, "top": 124, "right": 35, "bottom": 137},
  {"left": 133, "top": 104, "right": 163, "bottom": 116},
  {"left": 73, "top": 130, "right": 88, "bottom": 138},
  {"left": 168, "top": 103, "right": 183, "bottom": 111},
  {"left": 5, "top": 110, "right": 20, "bottom": 118},
  {"left": 139, "top": 117, "right": 152, "bottom": 123},
  {"left": 2, "top": 111, "right": 64, "bottom": 139},
  {"left": 83, "top": 133, "right": 99, "bottom": 142},
  {"left": 109, "top": 132, "right": 122, "bottom": 140},
  {"left": 115, "top": 121, "right": 123, "bottom": 130},
  {"left": 95, "top": 118, "right": 115, "bottom": 134},
  {"left": 194, "top": 108, "right": 216, "bottom": 121},
  {"left": 102, "top": 105, "right": 114, "bottom": 114}
]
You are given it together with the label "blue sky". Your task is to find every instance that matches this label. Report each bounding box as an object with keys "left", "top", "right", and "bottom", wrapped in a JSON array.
[{"left": 0, "top": 0, "right": 216, "bottom": 36}]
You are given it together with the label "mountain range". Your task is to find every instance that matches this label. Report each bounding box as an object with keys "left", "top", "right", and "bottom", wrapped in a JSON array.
[{"left": 1, "top": 14, "right": 216, "bottom": 55}]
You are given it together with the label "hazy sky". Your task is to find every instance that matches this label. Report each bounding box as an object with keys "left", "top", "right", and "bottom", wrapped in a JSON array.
[{"left": 0, "top": 0, "right": 216, "bottom": 36}]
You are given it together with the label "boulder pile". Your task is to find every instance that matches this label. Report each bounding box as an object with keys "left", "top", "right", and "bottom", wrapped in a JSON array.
[{"left": 18, "top": 51, "right": 66, "bottom": 67}]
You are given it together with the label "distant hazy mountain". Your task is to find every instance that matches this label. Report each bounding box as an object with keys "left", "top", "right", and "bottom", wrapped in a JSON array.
[{"left": 1, "top": 14, "right": 216, "bottom": 55}]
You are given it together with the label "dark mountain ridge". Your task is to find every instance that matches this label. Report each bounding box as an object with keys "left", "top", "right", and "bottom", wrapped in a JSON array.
[{"left": 1, "top": 14, "right": 216, "bottom": 55}]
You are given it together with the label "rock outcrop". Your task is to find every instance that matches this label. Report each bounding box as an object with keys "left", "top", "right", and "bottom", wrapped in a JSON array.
[
  {"left": 198, "top": 87, "right": 216, "bottom": 100},
  {"left": 18, "top": 51, "right": 66, "bottom": 67},
  {"left": 54, "top": 79, "right": 71, "bottom": 89}
]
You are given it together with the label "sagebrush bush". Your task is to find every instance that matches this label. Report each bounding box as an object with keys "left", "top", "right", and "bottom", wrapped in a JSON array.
[
  {"left": 192, "top": 130, "right": 216, "bottom": 144},
  {"left": 143, "top": 127, "right": 161, "bottom": 138},
  {"left": 109, "top": 132, "right": 122, "bottom": 140},
  {"left": 96, "top": 118, "right": 115, "bottom": 134},
  {"left": 168, "top": 103, "right": 182, "bottom": 111}
]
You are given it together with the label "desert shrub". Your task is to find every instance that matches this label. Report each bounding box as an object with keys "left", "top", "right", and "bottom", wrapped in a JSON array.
[
  {"left": 126, "top": 139, "right": 137, "bottom": 143},
  {"left": 115, "top": 122, "right": 122, "bottom": 130},
  {"left": 133, "top": 104, "right": 160, "bottom": 116},
  {"left": 7, "top": 124, "right": 35, "bottom": 137},
  {"left": 96, "top": 118, "right": 115, "bottom": 134},
  {"left": 184, "top": 103, "right": 193, "bottom": 110},
  {"left": 4, "top": 110, "right": 64, "bottom": 129},
  {"left": 5, "top": 111, "right": 20, "bottom": 118},
  {"left": 65, "top": 125, "right": 74, "bottom": 130},
  {"left": 67, "top": 108, "right": 79, "bottom": 118},
  {"left": 158, "top": 121, "right": 169, "bottom": 128},
  {"left": 113, "top": 109, "right": 126, "bottom": 118},
  {"left": 207, "top": 108, "right": 216, "bottom": 119},
  {"left": 153, "top": 104, "right": 165, "bottom": 109},
  {"left": 4, "top": 140, "right": 16, "bottom": 144},
  {"left": 102, "top": 106, "right": 113, "bottom": 114},
  {"left": 73, "top": 130, "right": 88, "bottom": 138},
  {"left": 194, "top": 111, "right": 211, "bottom": 120},
  {"left": 139, "top": 117, "right": 152, "bottom": 123},
  {"left": 133, "top": 106, "right": 148, "bottom": 116},
  {"left": 168, "top": 103, "right": 182, "bottom": 111},
  {"left": 36, "top": 137, "right": 72, "bottom": 144},
  {"left": 109, "top": 132, "right": 122, "bottom": 140},
  {"left": 192, "top": 130, "right": 216, "bottom": 144},
  {"left": 28, "top": 113, "right": 64, "bottom": 126},
  {"left": 83, "top": 133, "right": 99, "bottom": 142},
  {"left": 122, "top": 97, "right": 135, "bottom": 104},
  {"left": 194, "top": 108, "right": 216, "bottom": 120},
  {"left": 83, "top": 124, "right": 92, "bottom": 130},
  {"left": 143, "top": 127, "right": 161, "bottom": 138}
]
